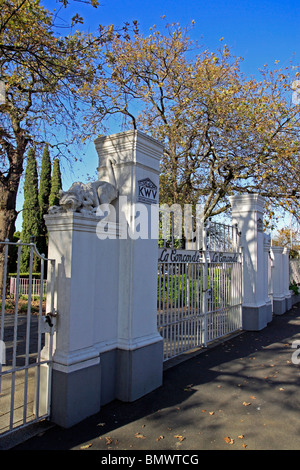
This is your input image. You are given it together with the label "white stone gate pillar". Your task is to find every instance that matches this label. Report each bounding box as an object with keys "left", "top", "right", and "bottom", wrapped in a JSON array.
[
  {"left": 95, "top": 130, "right": 164, "bottom": 402},
  {"left": 271, "top": 245, "right": 291, "bottom": 315},
  {"left": 263, "top": 233, "right": 273, "bottom": 322},
  {"left": 229, "top": 194, "right": 272, "bottom": 330},
  {"left": 45, "top": 130, "right": 164, "bottom": 428},
  {"left": 271, "top": 246, "right": 284, "bottom": 314},
  {"left": 44, "top": 214, "right": 108, "bottom": 428},
  {"left": 283, "top": 248, "right": 292, "bottom": 311}
]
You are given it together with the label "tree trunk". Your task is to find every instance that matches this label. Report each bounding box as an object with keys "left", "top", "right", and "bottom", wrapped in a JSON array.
[
  {"left": 0, "top": 168, "right": 23, "bottom": 290},
  {"left": 0, "top": 188, "right": 18, "bottom": 242}
]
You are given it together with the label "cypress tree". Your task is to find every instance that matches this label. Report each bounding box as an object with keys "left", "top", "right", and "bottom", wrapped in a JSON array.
[
  {"left": 20, "top": 148, "right": 41, "bottom": 272},
  {"left": 49, "top": 158, "right": 62, "bottom": 207},
  {"left": 38, "top": 144, "right": 51, "bottom": 256}
]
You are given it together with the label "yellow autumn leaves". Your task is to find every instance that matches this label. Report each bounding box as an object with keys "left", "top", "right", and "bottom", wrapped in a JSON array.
[{"left": 83, "top": 21, "right": 300, "bottom": 221}]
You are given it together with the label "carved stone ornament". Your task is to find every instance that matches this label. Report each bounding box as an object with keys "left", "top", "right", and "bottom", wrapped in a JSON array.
[{"left": 48, "top": 158, "right": 118, "bottom": 215}]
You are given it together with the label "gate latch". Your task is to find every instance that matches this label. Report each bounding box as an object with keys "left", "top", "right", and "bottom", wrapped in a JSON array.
[
  {"left": 41, "top": 311, "right": 58, "bottom": 333},
  {"left": 206, "top": 288, "right": 212, "bottom": 299}
]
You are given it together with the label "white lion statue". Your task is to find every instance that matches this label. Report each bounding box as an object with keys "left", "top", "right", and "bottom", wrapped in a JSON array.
[{"left": 49, "top": 158, "right": 118, "bottom": 215}]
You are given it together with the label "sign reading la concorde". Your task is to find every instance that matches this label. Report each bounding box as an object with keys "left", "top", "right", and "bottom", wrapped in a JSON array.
[{"left": 158, "top": 248, "right": 240, "bottom": 264}]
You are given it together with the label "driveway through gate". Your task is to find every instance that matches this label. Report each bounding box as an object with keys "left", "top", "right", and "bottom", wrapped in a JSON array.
[
  {"left": 157, "top": 218, "right": 243, "bottom": 362},
  {"left": 0, "top": 240, "right": 56, "bottom": 437}
]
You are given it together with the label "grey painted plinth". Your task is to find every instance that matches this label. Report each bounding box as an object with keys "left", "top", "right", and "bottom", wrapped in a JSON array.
[
  {"left": 286, "top": 296, "right": 293, "bottom": 311},
  {"left": 242, "top": 304, "right": 272, "bottom": 331},
  {"left": 50, "top": 340, "right": 163, "bottom": 428},
  {"left": 273, "top": 298, "right": 287, "bottom": 316},
  {"left": 87, "top": 341, "right": 164, "bottom": 408},
  {"left": 266, "top": 303, "right": 273, "bottom": 324},
  {"left": 292, "top": 294, "right": 300, "bottom": 306},
  {"left": 116, "top": 340, "right": 163, "bottom": 403},
  {"left": 99, "top": 349, "right": 117, "bottom": 406},
  {"left": 51, "top": 362, "right": 101, "bottom": 429}
]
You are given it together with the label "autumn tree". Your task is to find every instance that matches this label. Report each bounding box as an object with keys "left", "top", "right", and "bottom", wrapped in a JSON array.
[
  {"left": 0, "top": 0, "right": 109, "bottom": 245},
  {"left": 0, "top": 0, "right": 115, "bottom": 285},
  {"left": 86, "top": 22, "right": 300, "bottom": 222},
  {"left": 273, "top": 227, "right": 300, "bottom": 258}
]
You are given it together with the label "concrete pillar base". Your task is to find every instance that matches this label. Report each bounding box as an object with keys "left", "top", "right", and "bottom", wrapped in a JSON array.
[
  {"left": 286, "top": 295, "right": 293, "bottom": 312},
  {"left": 116, "top": 339, "right": 163, "bottom": 403},
  {"left": 51, "top": 361, "right": 101, "bottom": 428},
  {"left": 242, "top": 304, "right": 272, "bottom": 331},
  {"left": 273, "top": 297, "right": 287, "bottom": 316}
]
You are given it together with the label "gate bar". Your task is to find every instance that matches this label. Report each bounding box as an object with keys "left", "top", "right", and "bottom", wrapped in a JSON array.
[
  {"left": 0, "top": 241, "right": 9, "bottom": 394},
  {"left": 23, "top": 244, "right": 34, "bottom": 424}
]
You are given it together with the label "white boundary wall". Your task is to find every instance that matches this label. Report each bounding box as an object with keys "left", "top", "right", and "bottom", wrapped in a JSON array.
[{"left": 44, "top": 130, "right": 293, "bottom": 428}]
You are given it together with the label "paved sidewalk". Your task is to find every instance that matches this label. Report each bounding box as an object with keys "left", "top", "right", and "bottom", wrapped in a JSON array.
[{"left": 7, "top": 303, "right": 300, "bottom": 451}]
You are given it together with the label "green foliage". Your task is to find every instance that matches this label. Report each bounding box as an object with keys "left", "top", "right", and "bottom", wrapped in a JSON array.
[
  {"left": 17, "top": 150, "right": 64, "bottom": 275},
  {"left": 39, "top": 144, "right": 51, "bottom": 215},
  {"left": 157, "top": 267, "right": 232, "bottom": 307},
  {"left": 49, "top": 158, "right": 62, "bottom": 208},
  {"left": 290, "top": 281, "right": 299, "bottom": 295},
  {"left": 20, "top": 148, "right": 41, "bottom": 272},
  {"left": 9, "top": 273, "right": 41, "bottom": 279},
  {"left": 39, "top": 144, "right": 51, "bottom": 256},
  {"left": 7, "top": 231, "right": 20, "bottom": 274}
]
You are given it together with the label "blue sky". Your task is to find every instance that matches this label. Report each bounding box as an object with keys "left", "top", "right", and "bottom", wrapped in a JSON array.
[
  {"left": 50, "top": 0, "right": 300, "bottom": 77},
  {"left": 15, "top": 0, "right": 300, "bottom": 230}
]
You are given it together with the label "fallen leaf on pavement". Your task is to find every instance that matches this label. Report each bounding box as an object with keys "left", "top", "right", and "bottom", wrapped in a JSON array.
[
  {"left": 243, "top": 402, "right": 251, "bottom": 406},
  {"left": 135, "top": 433, "right": 146, "bottom": 439},
  {"left": 174, "top": 435, "right": 185, "bottom": 442},
  {"left": 156, "top": 435, "right": 164, "bottom": 441},
  {"left": 224, "top": 436, "right": 234, "bottom": 444},
  {"left": 105, "top": 437, "right": 113, "bottom": 445},
  {"left": 81, "top": 443, "right": 92, "bottom": 449},
  {"left": 238, "top": 435, "right": 244, "bottom": 439}
]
